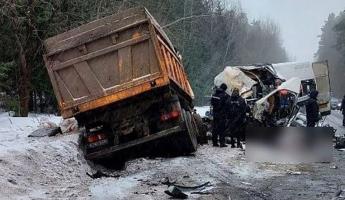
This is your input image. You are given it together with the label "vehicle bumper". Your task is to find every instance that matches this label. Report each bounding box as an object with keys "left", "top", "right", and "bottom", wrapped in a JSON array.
[{"left": 85, "top": 125, "right": 184, "bottom": 160}]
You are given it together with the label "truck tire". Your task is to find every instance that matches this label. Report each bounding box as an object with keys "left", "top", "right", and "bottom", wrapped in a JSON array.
[
  {"left": 182, "top": 109, "right": 198, "bottom": 153},
  {"left": 193, "top": 113, "right": 208, "bottom": 144},
  {"left": 78, "top": 130, "right": 87, "bottom": 155}
]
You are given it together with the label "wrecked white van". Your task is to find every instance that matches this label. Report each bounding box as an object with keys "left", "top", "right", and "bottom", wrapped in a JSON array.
[
  {"left": 213, "top": 61, "right": 331, "bottom": 127},
  {"left": 272, "top": 61, "right": 331, "bottom": 116}
]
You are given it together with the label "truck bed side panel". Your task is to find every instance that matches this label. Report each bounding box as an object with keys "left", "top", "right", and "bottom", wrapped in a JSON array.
[{"left": 155, "top": 35, "right": 194, "bottom": 99}]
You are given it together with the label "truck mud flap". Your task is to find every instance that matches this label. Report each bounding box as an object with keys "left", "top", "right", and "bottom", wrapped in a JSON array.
[{"left": 86, "top": 125, "right": 183, "bottom": 160}]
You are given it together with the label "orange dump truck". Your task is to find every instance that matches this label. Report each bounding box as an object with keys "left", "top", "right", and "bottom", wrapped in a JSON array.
[{"left": 43, "top": 7, "right": 199, "bottom": 160}]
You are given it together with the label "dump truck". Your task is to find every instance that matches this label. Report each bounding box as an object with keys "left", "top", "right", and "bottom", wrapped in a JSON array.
[{"left": 43, "top": 7, "right": 199, "bottom": 160}]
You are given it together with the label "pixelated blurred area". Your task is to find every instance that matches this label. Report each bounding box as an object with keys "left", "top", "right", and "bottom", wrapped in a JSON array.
[{"left": 246, "top": 127, "right": 333, "bottom": 163}]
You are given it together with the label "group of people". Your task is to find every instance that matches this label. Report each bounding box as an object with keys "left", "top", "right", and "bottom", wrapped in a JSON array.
[
  {"left": 211, "top": 83, "right": 246, "bottom": 148},
  {"left": 210, "top": 82, "right": 345, "bottom": 148}
]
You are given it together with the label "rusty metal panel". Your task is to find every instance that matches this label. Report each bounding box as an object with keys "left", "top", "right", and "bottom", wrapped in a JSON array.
[
  {"left": 74, "top": 61, "right": 104, "bottom": 95},
  {"left": 132, "top": 40, "right": 150, "bottom": 78},
  {"left": 88, "top": 52, "right": 120, "bottom": 89},
  {"left": 46, "top": 7, "right": 144, "bottom": 46},
  {"left": 118, "top": 46, "right": 133, "bottom": 83},
  {"left": 61, "top": 76, "right": 168, "bottom": 117},
  {"left": 155, "top": 35, "right": 194, "bottom": 98},
  {"left": 57, "top": 67, "right": 89, "bottom": 99},
  {"left": 45, "top": 7, "right": 148, "bottom": 55},
  {"left": 52, "top": 35, "right": 151, "bottom": 71},
  {"left": 54, "top": 73, "right": 74, "bottom": 103},
  {"left": 149, "top": 40, "right": 159, "bottom": 74}
]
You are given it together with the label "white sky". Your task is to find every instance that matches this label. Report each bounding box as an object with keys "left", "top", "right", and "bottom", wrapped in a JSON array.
[{"left": 228, "top": 0, "right": 345, "bottom": 61}]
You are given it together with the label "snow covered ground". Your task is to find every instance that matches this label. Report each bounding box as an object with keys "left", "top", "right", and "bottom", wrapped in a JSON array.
[
  {"left": 0, "top": 110, "right": 345, "bottom": 199},
  {"left": 0, "top": 112, "right": 91, "bottom": 199}
]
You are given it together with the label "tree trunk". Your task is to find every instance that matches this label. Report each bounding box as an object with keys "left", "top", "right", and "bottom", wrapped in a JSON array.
[
  {"left": 29, "top": 90, "right": 34, "bottom": 112},
  {"left": 39, "top": 91, "right": 44, "bottom": 113},
  {"left": 33, "top": 90, "right": 37, "bottom": 113},
  {"left": 15, "top": 34, "right": 31, "bottom": 117}
]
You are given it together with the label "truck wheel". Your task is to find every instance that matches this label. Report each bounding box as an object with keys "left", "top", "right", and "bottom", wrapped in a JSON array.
[
  {"left": 78, "top": 130, "right": 87, "bottom": 155},
  {"left": 182, "top": 109, "right": 198, "bottom": 153},
  {"left": 193, "top": 113, "right": 208, "bottom": 144}
]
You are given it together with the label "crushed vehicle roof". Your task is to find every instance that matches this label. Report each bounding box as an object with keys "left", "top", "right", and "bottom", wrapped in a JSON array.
[
  {"left": 272, "top": 62, "right": 315, "bottom": 81},
  {"left": 214, "top": 67, "right": 257, "bottom": 98}
]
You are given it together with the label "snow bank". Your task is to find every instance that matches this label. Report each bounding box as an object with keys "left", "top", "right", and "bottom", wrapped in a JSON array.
[
  {"left": 0, "top": 112, "right": 62, "bottom": 151},
  {"left": 0, "top": 112, "right": 92, "bottom": 199}
]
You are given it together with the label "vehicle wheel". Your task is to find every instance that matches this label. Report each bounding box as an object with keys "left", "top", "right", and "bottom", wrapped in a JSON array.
[
  {"left": 181, "top": 109, "right": 198, "bottom": 153},
  {"left": 78, "top": 129, "right": 88, "bottom": 156},
  {"left": 193, "top": 113, "right": 208, "bottom": 144}
]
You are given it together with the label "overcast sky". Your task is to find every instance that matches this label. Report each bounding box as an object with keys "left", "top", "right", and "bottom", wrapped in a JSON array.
[{"left": 228, "top": 0, "right": 345, "bottom": 61}]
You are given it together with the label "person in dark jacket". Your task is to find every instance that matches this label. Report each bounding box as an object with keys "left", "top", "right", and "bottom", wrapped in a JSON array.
[
  {"left": 341, "top": 95, "right": 345, "bottom": 126},
  {"left": 211, "top": 83, "right": 229, "bottom": 147},
  {"left": 226, "top": 88, "right": 246, "bottom": 148},
  {"left": 305, "top": 90, "right": 320, "bottom": 127}
]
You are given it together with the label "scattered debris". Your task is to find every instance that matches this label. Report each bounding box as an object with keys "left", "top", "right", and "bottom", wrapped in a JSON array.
[
  {"left": 287, "top": 171, "right": 302, "bottom": 175},
  {"left": 37, "top": 116, "right": 59, "bottom": 128},
  {"left": 330, "top": 165, "right": 338, "bottom": 169},
  {"left": 160, "top": 177, "right": 176, "bottom": 185},
  {"left": 332, "top": 189, "right": 343, "bottom": 200},
  {"left": 334, "top": 136, "right": 345, "bottom": 149},
  {"left": 191, "top": 191, "right": 213, "bottom": 195},
  {"left": 27, "top": 116, "right": 77, "bottom": 137},
  {"left": 28, "top": 127, "right": 61, "bottom": 137},
  {"left": 86, "top": 170, "right": 119, "bottom": 179},
  {"left": 165, "top": 186, "right": 188, "bottom": 199},
  {"left": 7, "top": 179, "right": 17, "bottom": 185},
  {"left": 8, "top": 111, "right": 15, "bottom": 117},
  {"left": 60, "top": 118, "right": 78, "bottom": 133},
  {"left": 164, "top": 181, "right": 212, "bottom": 198},
  {"left": 172, "top": 181, "right": 211, "bottom": 189},
  {"left": 241, "top": 182, "right": 253, "bottom": 186}
]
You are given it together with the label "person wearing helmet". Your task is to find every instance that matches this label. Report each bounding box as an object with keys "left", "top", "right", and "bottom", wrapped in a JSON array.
[
  {"left": 211, "top": 83, "right": 229, "bottom": 147},
  {"left": 305, "top": 90, "right": 320, "bottom": 127}
]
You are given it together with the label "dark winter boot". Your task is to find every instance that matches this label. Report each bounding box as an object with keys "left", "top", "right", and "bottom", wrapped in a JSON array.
[
  {"left": 237, "top": 143, "right": 243, "bottom": 149},
  {"left": 230, "top": 137, "right": 235, "bottom": 148},
  {"left": 220, "top": 143, "right": 228, "bottom": 148}
]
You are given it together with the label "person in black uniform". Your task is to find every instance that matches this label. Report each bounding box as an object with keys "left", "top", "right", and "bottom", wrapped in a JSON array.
[
  {"left": 341, "top": 95, "right": 345, "bottom": 126},
  {"left": 211, "top": 83, "right": 229, "bottom": 147},
  {"left": 226, "top": 88, "right": 246, "bottom": 148},
  {"left": 305, "top": 90, "right": 320, "bottom": 127}
]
